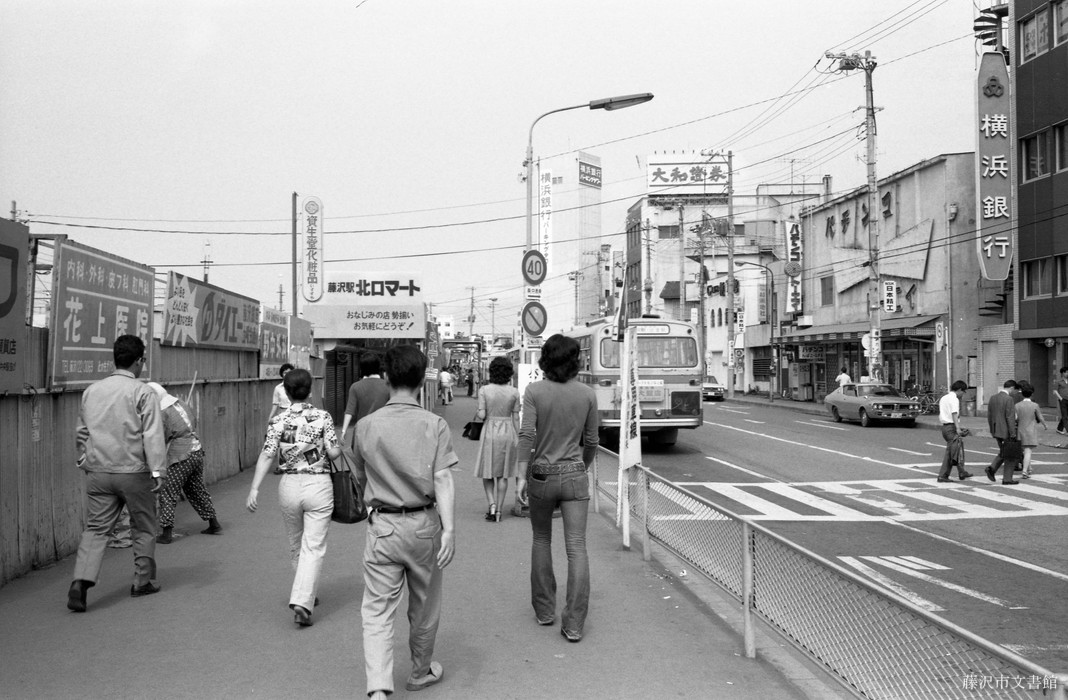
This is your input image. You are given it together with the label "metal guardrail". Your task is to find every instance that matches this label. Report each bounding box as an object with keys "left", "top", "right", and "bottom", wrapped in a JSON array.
[{"left": 592, "top": 448, "right": 1068, "bottom": 700}]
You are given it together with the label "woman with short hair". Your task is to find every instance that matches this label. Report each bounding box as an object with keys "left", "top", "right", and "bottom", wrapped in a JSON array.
[
  {"left": 246, "top": 369, "right": 341, "bottom": 627},
  {"left": 473, "top": 356, "right": 520, "bottom": 521},
  {"left": 517, "top": 334, "right": 600, "bottom": 642}
]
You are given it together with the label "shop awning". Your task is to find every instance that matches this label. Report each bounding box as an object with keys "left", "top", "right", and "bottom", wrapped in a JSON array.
[{"left": 773, "top": 314, "right": 940, "bottom": 343}]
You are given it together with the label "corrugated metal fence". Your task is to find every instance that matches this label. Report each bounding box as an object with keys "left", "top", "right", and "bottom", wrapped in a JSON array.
[{"left": 0, "top": 329, "right": 282, "bottom": 586}]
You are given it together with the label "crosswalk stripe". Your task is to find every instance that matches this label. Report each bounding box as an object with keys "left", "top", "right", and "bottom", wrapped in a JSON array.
[
  {"left": 838, "top": 556, "right": 945, "bottom": 611},
  {"left": 753, "top": 482, "right": 870, "bottom": 518}
]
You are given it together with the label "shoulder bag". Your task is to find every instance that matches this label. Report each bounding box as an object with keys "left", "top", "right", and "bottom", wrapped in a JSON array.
[{"left": 328, "top": 449, "right": 368, "bottom": 524}]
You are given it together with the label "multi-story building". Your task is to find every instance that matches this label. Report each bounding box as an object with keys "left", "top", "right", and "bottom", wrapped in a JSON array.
[
  {"left": 1011, "top": 0, "right": 1068, "bottom": 405},
  {"left": 770, "top": 153, "right": 1003, "bottom": 402}
]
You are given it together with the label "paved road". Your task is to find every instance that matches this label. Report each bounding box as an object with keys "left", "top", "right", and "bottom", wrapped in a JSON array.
[
  {"left": 0, "top": 395, "right": 842, "bottom": 699},
  {"left": 632, "top": 396, "right": 1068, "bottom": 672}
]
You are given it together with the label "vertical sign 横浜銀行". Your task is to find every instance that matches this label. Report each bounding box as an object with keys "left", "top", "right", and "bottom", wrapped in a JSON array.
[
  {"left": 48, "top": 240, "right": 154, "bottom": 389},
  {"left": 975, "top": 52, "right": 1012, "bottom": 280},
  {"left": 538, "top": 171, "right": 552, "bottom": 274},
  {"left": 301, "top": 196, "right": 324, "bottom": 302},
  {"left": 578, "top": 160, "right": 602, "bottom": 189},
  {"left": 0, "top": 219, "right": 27, "bottom": 392}
]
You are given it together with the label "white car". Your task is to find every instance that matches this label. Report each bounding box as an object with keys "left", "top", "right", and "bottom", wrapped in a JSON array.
[
  {"left": 824, "top": 383, "right": 921, "bottom": 427},
  {"left": 702, "top": 376, "right": 726, "bottom": 401}
]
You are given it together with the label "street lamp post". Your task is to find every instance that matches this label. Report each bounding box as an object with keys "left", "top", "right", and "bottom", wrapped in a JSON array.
[{"left": 736, "top": 260, "right": 777, "bottom": 403}]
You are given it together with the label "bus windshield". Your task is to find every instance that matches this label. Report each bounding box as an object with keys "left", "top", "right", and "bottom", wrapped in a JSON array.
[{"left": 599, "top": 336, "right": 699, "bottom": 368}]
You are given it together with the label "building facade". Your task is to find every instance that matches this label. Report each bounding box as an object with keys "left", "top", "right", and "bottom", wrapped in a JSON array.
[
  {"left": 769, "top": 153, "right": 1002, "bottom": 402},
  {"left": 1012, "top": 0, "right": 1068, "bottom": 405}
]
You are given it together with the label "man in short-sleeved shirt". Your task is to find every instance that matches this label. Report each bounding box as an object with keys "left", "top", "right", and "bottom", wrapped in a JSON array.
[
  {"left": 936, "top": 381, "right": 971, "bottom": 482},
  {"left": 352, "top": 346, "right": 457, "bottom": 699}
]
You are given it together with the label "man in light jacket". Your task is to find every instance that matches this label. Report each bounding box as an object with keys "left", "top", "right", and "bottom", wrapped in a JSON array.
[{"left": 68, "top": 335, "right": 167, "bottom": 612}]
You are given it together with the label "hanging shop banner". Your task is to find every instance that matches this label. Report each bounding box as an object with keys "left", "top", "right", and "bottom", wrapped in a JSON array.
[
  {"left": 162, "top": 272, "right": 260, "bottom": 351},
  {"left": 0, "top": 219, "right": 28, "bottom": 392},
  {"left": 301, "top": 196, "right": 324, "bottom": 302},
  {"left": 49, "top": 239, "right": 154, "bottom": 389},
  {"left": 289, "top": 315, "right": 313, "bottom": 367},
  {"left": 302, "top": 303, "right": 425, "bottom": 339},
  {"left": 786, "top": 219, "right": 803, "bottom": 314},
  {"left": 259, "top": 306, "right": 290, "bottom": 378},
  {"left": 616, "top": 325, "right": 642, "bottom": 544},
  {"left": 538, "top": 170, "right": 552, "bottom": 274},
  {"left": 975, "top": 52, "right": 1012, "bottom": 280}
]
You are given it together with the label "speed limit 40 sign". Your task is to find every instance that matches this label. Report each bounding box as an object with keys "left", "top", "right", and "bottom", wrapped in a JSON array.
[{"left": 522, "top": 250, "right": 547, "bottom": 286}]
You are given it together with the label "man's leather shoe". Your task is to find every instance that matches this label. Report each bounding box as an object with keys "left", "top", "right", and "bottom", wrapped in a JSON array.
[
  {"left": 130, "top": 582, "right": 161, "bottom": 597},
  {"left": 959, "top": 472, "right": 973, "bottom": 480},
  {"left": 1002, "top": 479, "right": 1020, "bottom": 485},
  {"left": 936, "top": 477, "right": 952, "bottom": 483},
  {"left": 985, "top": 467, "right": 996, "bottom": 482},
  {"left": 293, "top": 605, "right": 313, "bottom": 627},
  {"left": 405, "top": 661, "right": 444, "bottom": 691},
  {"left": 67, "top": 580, "right": 91, "bottom": 612}
]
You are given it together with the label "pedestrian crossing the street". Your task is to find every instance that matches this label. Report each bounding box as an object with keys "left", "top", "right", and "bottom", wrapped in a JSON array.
[{"left": 663, "top": 474, "right": 1068, "bottom": 522}]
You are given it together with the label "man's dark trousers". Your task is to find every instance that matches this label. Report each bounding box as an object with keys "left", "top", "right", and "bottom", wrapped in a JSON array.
[{"left": 72, "top": 472, "right": 158, "bottom": 587}]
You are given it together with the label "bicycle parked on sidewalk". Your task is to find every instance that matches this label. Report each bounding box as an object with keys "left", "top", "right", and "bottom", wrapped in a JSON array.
[{"left": 907, "top": 384, "right": 944, "bottom": 415}]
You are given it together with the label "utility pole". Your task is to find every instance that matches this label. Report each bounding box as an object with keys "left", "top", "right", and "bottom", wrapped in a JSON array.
[
  {"left": 643, "top": 218, "right": 654, "bottom": 315},
  {"left": 567, "top": 271, "right": 582, "bottom": 326},
  {"left": 277, "top": 284, "right": 284, "bottom": 311},
  {"left": 291, "top": 192, "right": 298, "bottom": 317},
  {"left": 489, "top": 297, "right": 498, "bottom": 340},
  {"left": 726, "top": 151, "right": 737, "bottom": 399},
  {"left": 827, "top": 50, "right": 881, "bottom": 381},
  {"left": 201, "top": 241, "right": 212, "bottom": 283},
  {"left": 676, "top": 203, "right": 686, "bottom": 322},
  {"left": 467, "top": 286, "right": 476, "bottom": 338}
]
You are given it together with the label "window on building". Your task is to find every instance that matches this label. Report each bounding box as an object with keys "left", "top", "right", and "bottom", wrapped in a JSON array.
[
  {"left": 717, "top": 308, "right": 723, "bottom": 326},
  {"left": 820, "top": 276, "right": 834, "bottom": 306},
  {"left": 658, "top": 225, "right": 680, "bottom": 239},
  {"left": 1021, "top": 9, "right": 1050, "bottom": 63},
  {"left": 1024, "top": 258, "right": 1053, "bottom": 298},
  {"left": 1022, "top": 131, "right": 1050, "bottom": 181},
  {"left": 1057, "top": 255, "right": 1068, "bottom": 295},
  {"left": 1056, "top": 123, "right": 1068, "bottom": 172},
  {"left": 1057, "top": 1, "right": 1068, "bottom": 45}
]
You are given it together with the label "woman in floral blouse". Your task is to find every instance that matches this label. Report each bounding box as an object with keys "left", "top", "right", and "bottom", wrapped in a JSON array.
[{"left": 246, "top": 369, "right": 341, "bottom": 627}]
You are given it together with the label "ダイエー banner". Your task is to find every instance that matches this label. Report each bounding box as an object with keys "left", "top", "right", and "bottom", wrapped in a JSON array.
[
  {"left": 162, "top": 272, "right": 259, "bottom": 351},
  {"left": 49, "top": 240, "right": 154, "bottom": 389}
]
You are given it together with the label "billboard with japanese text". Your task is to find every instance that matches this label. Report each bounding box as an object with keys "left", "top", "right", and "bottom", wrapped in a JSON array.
[
  {"left": 301, "top": 196, "right": 324, "bottom": 302},
  {"left": 259, "top": 306, "right": 290, "bottom": 378},
  {"left": 162, "top": 272, "right": 260, "bottom": 351},
  {"left": 49, "top": 240, "right": 154, "bottom": 389},
  {"left": 0, "top": 219, "right": 27, "bottom": 392},
  {"left": 302, "top": 303, "right": 425, "bottom": 339},
  {"left": 647, "top": 157, "right": 729, "bottom": 195},
  {"left": 975, "top": 52, "right": 1012, "bottom": 280},
  {"left": 320, "top": 270, "right": 424, "bottom": 303}
]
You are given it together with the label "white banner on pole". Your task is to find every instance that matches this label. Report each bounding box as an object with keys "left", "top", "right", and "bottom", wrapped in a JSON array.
[{"left": 617, "top": 325, "right": 642, "bottom": 545}]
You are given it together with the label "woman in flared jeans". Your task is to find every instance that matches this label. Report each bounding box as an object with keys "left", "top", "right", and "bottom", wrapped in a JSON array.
[{"left": 517, "top": 334, "right": 600, "bottom": 643}]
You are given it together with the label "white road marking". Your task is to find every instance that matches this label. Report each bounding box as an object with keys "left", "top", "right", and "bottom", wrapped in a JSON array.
[
  {"left": 876, "top": 555, "right": 948, "bottom": 571},
  {"left": 796, "top": 420, "right": 848, "bottom": 431},
  {"left": 744, "top": 419, "right": 765, "bottom": 424},
  {"left": 899, "top": 555, "right": 949, "bottom": 570},
  {"left": 1002, "top": 643, "right": 1068, "bottom": 654},
  {"left": 888, "top": 447, "right": 930, "bottom": 456},
  {"left": 889, "top": 520, "right": 1068, "bottom": 584},
  {"left": 755, "top": 482, "right": 872, "bottom": 518},
  {"left": 702, "top": 456, "right": 769, "bottom": 480},
  {"left": 838, "top": 557, "right": 944, "bottom": 611},
  {"left": 704, "top": 421, "right": 913, "bottom": 470},
  {"left": 711, "top": 484, "right": 805, "bottom": 520},
  {"left": 860, "top": 556, "right": 1018, "bottom": 608},
  {"left": 716, "top": 407, "right": 750, "bottom": 415}
]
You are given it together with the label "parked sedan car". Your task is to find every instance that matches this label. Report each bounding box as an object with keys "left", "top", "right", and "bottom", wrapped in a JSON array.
[
  {"left": 825, "top": 383, "right": 921, "bottom": 427},
  {"left": 702, "top": 376, "right": 726, "bottom": 401}
]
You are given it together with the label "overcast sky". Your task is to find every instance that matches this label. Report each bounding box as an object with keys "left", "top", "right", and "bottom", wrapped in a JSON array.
[{"left": 1, "top": 0, "right": 982, "bottom": 337}]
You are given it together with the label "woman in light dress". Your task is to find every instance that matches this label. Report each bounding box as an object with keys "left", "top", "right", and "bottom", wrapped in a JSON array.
[
  {"left": 473, "top": 356, "right": 520, "bottom": 521},
  {"left": 1015, "top": 383, "right": 1047, "bottom": 478}
]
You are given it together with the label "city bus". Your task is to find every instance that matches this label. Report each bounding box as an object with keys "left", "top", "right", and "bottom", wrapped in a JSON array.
[{"left": 566, "top": 316, "right": 703, "bottom": 446}]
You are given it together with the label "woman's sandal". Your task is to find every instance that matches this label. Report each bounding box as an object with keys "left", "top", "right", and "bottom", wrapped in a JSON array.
[{"left": 485, "top": 504, "right": 497, "bottom": 522}]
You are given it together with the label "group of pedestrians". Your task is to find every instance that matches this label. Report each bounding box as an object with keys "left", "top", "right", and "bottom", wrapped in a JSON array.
[
  {"left": 938, "top": 377, "right": 1048, "bottom": 484},
  {"left": 65, "top": 333, "right": 601, "bottom": 699}
]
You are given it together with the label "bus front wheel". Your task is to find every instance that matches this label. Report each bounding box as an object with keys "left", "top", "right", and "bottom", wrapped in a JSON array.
[{"left": 648, "top": 428, "right": 678, "bottom": 447}]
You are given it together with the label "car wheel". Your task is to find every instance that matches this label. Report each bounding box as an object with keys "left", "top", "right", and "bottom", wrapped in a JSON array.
[
  {"left": 859, "top": 409, "right": 871, "bottom": 427},
  {"left": 831, "top": 406, "right": 842, "bottom": 423}
]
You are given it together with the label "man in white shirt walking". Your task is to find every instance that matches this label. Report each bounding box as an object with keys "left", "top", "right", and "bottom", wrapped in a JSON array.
[{"left": 936, "top": 380, "right": 972, "bottom": 482}]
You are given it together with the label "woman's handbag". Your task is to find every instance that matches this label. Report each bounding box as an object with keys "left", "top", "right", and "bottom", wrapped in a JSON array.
[
  {"left": 462, "top": 420, "right": 483, "bottom": 441},
  {"left": 328, "top": 449, "right": 368, "bottom": 524}
]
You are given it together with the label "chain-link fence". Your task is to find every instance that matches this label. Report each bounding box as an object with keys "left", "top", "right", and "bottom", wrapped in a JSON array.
[{"left": 592, "top": 449, "right": 1068, "bottom": 700}]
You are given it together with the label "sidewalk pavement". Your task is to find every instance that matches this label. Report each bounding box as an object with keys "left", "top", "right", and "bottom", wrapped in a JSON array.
[
  {"left": 0, "top": 394, "right": 845, "bottom": 700},
  {"left": 726, "top": 393, "right": 1068, "bottom": 449}
]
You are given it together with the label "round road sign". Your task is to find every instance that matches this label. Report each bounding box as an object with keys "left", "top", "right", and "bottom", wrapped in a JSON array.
[
  {"left": 521, "top": 301, "right": 548, "bottom": 337},
  {"left": 522, "top": 250, "right": 548, "bottom": 286}
]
